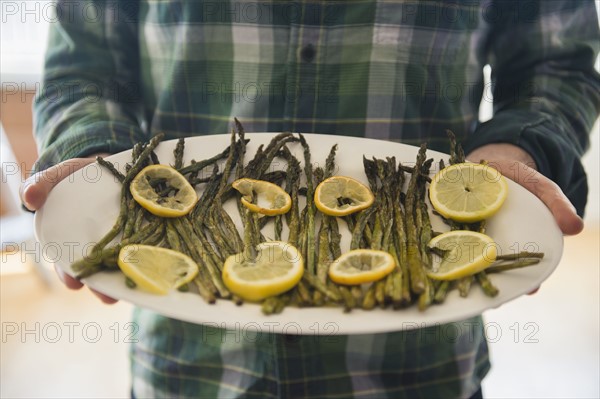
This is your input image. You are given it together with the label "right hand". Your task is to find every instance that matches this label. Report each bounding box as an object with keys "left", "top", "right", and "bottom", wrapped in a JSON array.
[
  {"left": 466, "top": 143, "right": 584, "bottom": 236},
  {"left": 20, "top": 155, "right": 118, "bottom": 304}
]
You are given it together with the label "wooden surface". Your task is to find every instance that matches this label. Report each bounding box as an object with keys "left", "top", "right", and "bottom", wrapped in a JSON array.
[
  {"left": 1, "top": 89, "right": 39, "bottom": 177},
  {"left": 1, "top": 89, "right": 39, "bottom": 216}
]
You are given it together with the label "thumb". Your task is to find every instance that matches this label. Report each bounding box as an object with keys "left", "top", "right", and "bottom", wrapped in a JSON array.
[
  {"left": 20, "top": 155, "right": 109, "bottom": 211},
  {"left": 485, "top": 159, "right": 584, "bottom": 236}
]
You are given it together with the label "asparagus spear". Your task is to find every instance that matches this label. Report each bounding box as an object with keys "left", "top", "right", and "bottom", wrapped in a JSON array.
[
  {"left": 458, "top": 276, "right": 474, "bottom": 297},
  {"left": 299, "top": 134, "right": 317, "bottom": 275},
  {"left": 418, "top": 158, "right": 434, "bottom": 267},
  {"left": 171, "top": 217, "right": 222, "bottom": 297},
  {"left": 150, "top": 150, "right": 160, "bottom": 165},
  {"left": 362, "top": 284, "right": 377, "bottom": 310},
  {"left": 96, "top": 157, "right": 125, "bottom": 183},
  {"left": 370, "top": 157, "right": 399, "bottom": 305},
  {"left": 121, "top": 194, "right": 140, "bottom": 240},
  {"left": 339, "top": 286, "right": 356, "bottom": 312},
  {"left": 433, "top": 280, "right": 450, "bottom": 303},
  {"left": 316, "top": 217, "right": 331, "bottom": 284},
  {"left": 178, "top": 139, "right": 246, "bottom": 176},
  {"left": 416, "top": 157, "right": 436, "bottom": 311},
  {"left": 404, "top": 144, "right": 428, "bottom": 294},
  {"left": 302, "top": 273, "right": 341, "bottom": 302},
  {"left": 130, "top": 142, "right": 144, "bottom": 164},
  {"left": 73, "top": 218, "right": 163, "bottom": 278},
  {"left": 280, "top": 146, "right": 302, "bottom": 247},
  {"left": 476, "top": 272, "right": 499, "bottom": 297},
  {"left": 296, "top": 280, "right": 313, "bottom": 306},
  {"left": 244, "top": 133, "right": 297, "bottom": 180},
  {"left": 387, "top": 246, "right": 404, "bottom": 308},
  {"left": 262, "top": 296, "right": 289, "bottom": 315},
  {"left": 486, "top": 259, "right": 541, "bottom": 273},
  {"left": 173, "top": 138, "right": 185, "bottom": 170},
  {"left": 390, "top": 160, "right": 411, "bottom": 305},
  {"left": 495, "top": 252, "right": 545, "bottom": 261},
  {"left": 350, "top": 206, "right": 377, "bottom": 250},
  {"left": 208, "top": 131, "right": 244, "bottom": 253}
]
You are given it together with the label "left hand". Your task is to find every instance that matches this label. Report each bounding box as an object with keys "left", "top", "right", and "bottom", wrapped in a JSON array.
[
  {"left": 466, "top": 143, "right": 584, "bottom": 236},
  {"left": 20, "top": 155, "right": 118, "bottom": 304},
  {"left": 467, "top": 143, "right": 583, "bottom": 295}
]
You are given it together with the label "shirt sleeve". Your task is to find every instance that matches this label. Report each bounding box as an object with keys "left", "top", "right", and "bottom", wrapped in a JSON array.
[
  {"left": 462, "top": 0, "right": 600, "bottom": 216},
  {"left": 33, "top": 0, "right": 146, "bottom": 172}
]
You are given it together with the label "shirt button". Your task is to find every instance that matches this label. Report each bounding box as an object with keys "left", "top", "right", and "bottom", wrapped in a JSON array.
[{"left": 300, "top": 44, "right": 316, "bottom": 63}]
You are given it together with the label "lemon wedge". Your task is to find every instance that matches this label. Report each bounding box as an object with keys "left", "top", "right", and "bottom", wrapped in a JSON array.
[
  {"left": 117, "top": 244, "right": 199, "bottom": 295},
  {"left": 427, "top": 230, "right": 497, "bottom": 280},
  {"left": 429, "top": 163, "right": 508, "bottom": 223},
  {"left": 328, "top": 249, "right": 395, "bottom": 285},
  {"left": 314, "top": 176, "right": 374, "bottom": 216},
  {"left": 222, "top": 241, "right": 303, "bottom": 302},
  {"left": 130, "top": 165, "right": 197, "bottom": 217},
  {"left": 232, "top": 178, "right": 292, "bottom": 216}
]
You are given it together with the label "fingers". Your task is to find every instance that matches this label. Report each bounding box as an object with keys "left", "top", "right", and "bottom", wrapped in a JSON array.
[
  {"left": 28, "top": 154, "right": 118, "bottom": 303},
  {"left": 20, "top": 158, "right": 96, "bottom": 211},
  {"left": 485, "top": 159, "right": 584, "bottom": 236},
  {"left": 89, "top": 288, "right": 119, "bottom": 304},
  {"left": 20, "top": 155, "right": 109, "bottom": 211},
  {"left": 54, "top": 264, "right": 83, "bottom": 289},
  {"left": 54, "top": 264, "right": 119, "bottom": 304}
]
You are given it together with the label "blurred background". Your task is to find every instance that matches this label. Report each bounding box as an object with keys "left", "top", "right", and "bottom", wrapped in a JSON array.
[{"left": 1, "top": 2, "right": 599, "bottom": 398}]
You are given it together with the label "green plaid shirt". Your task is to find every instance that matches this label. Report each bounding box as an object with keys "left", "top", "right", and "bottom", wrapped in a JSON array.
[{"left": 34, "top": 1, "right": 599, "bottom": 397}]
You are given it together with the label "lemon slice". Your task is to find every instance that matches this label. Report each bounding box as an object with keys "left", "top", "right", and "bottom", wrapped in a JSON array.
[
  {"left": 222, "top": 241, "right": 303, "bottom": 302},
  {"left": 130, "top": 165, "right": 198, "bottom": 217},
  {"left": 232, "top": 178, "right": 292, "bottom": 216},
  {"left": 314, "top": 176, "right": 375, "bottom": 216},
  {"left": 328, "top": 249, "right": 395, "bottom": 285},
  {"left": 117, "top": 244, "right": 199, "bottom": 295},
  {"left": 427, "top": 230, "right": 497, "bottom": 280},
  {"left": 429, "top": 163, "right": 508, "bottom": 223}
]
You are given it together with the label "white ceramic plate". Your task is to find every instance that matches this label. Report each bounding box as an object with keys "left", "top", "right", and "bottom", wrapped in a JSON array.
[{"left": 35, "top": 133, "right": 563, "bottom": 335}]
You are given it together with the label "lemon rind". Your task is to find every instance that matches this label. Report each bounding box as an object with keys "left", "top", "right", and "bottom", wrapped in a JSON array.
[
  {"left": 429, "top": 163, "right": 508, "bottom": 223},
  {"left": 117, "top": 244, "right": 199, "bottom": 295},
  {"left": 328, "top": 249, "right": 395, "bottom": 285},
  {"left": 222, "top": 242, "right": 304, "bottom": 302},
  {"left": 426, "top": 231, "right": 497, "bottom": 281},
  {"left": 130, "top": 165, "right": 198, "bottom": 218},
  {"left": 233, "top": 178, "right": 292, "bottom": 216},
  {"left": 314, "top": 176, "right": 375, "bottom": 217}
]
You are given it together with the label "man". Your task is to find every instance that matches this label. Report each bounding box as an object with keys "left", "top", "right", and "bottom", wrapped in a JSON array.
[{"left": 22, "top": 1, "right": 599, "bottom": 397}]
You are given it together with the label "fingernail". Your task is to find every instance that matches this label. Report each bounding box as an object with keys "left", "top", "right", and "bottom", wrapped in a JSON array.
[
  {"left": 21, "top": 182, "right": 35, "bottom": 211},
  {"left": 574, "top": 215, "right": 585, "bottom": 233}
]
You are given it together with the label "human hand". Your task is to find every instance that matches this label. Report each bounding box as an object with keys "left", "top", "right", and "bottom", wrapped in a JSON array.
[
  {"left": 20, "top": 155, "right": 118, "bottom": 304},
  {"left": 466, "top": 143, "right": 584, "bottom": 296},
  {"left": 466, "top": 143, "right": 584, "bottom": 236}
]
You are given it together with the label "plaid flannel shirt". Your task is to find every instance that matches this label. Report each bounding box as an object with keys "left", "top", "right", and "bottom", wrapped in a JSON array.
[{"left": 34, "top": 1, "right": 599, "bottom": 398}]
